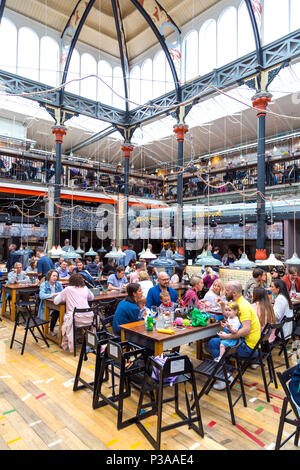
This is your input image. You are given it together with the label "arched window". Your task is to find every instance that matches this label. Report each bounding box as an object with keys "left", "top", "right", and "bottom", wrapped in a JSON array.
[
  {"left": 199, "top": 19, "right": 216, "bottom": 76},
  {"left": 263, "top": 0, "right": 289, "bottom": 44},
  {"left": 153, "top": 51, "right": 166, "bottom": 97},
  {"left": 98, "top": 60, "right": 112, "bottom": 105},
  {"left": 141, "top": 58, "right": 153, "bottom": 103},
  {"left": 65, "top": 49, "right": 80, "bottom": 95},
  {"left": 183, "top": 30, "right": 198, "bottom": 81},
  {"left": 18, "top": 27, "right": 39, "bottom": 80},
  {"left": 113, "top": 66, "right": 125, "bottom": 110},
  {"left": 129, "top": 65, "right": 141, "bottom": 109},
  {"left": 238, "top": 1, "right": 255, "bottom": 57},
  {"left": 81, "top": 53, "right": 97, "bottom": 99},
  {"left": 217, "top": 7, "right": 237, "bottom": 67},
  {"left": 40, "top": 36, "right": 59, "bottom": 86},
  {"left": 290, "top": 0, "right": 300, "bottom": 32},
  {"left": 0, "top": 18, "right": 17, "bottom": 74},
  {"left": 165, "top": 56, "right": 174, "bottom": 92}
]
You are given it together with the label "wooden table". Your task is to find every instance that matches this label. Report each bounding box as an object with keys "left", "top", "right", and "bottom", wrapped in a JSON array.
[
  {"left": 120, "top": 320, "right": 221, "bottom": 359},
  {"left": 1, "top": 283, "right": 40, "bottom": 321},
  {"left": 44, "top": 291, "right": 127, "bottom": 345}
]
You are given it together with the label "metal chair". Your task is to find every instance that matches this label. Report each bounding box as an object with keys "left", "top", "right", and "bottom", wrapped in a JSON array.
[
  {"left": 10, "top": 299, "right": 49, "bottom": 355},
  {"left": 275, "top": 366, "right": 300, "bottom": 450},
  {"left": 193, "top": 339, "right": 246, "bottom": 425},
  {"left": 270, "top": 317, "right": 294, "bottom": 369},
  {"left": 93, "top": 339, "right": 148, "bottom": 430},
  {"left": 136, "top": 352, "right": 204, "bottom": 450},
  {"left": 233, "top": 324, "right": 279, "bottom": 403},
  {"left": 72, "top": 306, "right": 99, "bottom": 357}
]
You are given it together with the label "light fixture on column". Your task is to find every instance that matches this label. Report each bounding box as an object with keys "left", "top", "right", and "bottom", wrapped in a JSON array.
[
  {"left": 5, "top": 214, "right": 12, "bottom": 226},
  {"left": 285, "top": 201, "right": 300, "bottom": 265},
  {"left": 260, "top": 198, "right": 284, "bottom": 267}
]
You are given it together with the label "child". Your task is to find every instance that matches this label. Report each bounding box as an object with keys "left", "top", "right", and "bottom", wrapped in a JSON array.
[
  {"left": 159, "top": 291, "right": 176, "bottom": 314},
  {"left": 137, "top": 296, "right": 150, "bottom": 319},
  {"left": 215, "top": 302, "right": 241, "bottom": 362}
]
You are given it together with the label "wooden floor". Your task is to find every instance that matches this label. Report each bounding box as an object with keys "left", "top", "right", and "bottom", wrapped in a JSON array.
[{"left": 0, "top": 317, "right": 299, "bottom": 451}]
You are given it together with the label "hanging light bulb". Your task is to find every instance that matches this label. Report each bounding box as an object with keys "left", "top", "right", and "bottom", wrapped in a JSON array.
[
  {"left": 273, "top": 145, "right": 278, "bottom": 153},
  {"left": 194, "top": 250, "right": 222, "bottom": 267},
  {"left": 149, "top": 249, "right": 179, "bottom": 269},
  {"left": 239, "top": 216, "right": 244, "bottom": 227},
  {"left": 140, "top": 248, "right": 157, "bottom": 260}
]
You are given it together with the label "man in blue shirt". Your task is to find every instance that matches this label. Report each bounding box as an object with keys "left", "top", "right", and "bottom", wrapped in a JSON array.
[
  {"left": 121, "top": 243, "right": 136, "bottom": 267},
  {"left": 146, "top": 272, "right": 178, "bottom": 309},
  {"left": 107, "top": 266, "right": 128, "bottom": 291},
  {"left": 36, "top": 247, "right": 54, "bottom": 279}
]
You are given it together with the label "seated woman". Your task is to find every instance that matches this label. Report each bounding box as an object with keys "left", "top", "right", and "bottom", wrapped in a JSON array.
[
  {"left": 203, "top": 279, "right": 226, "bottom": 307},
  {"left": 182, "top": 276, "right": 204, "bottom": 310},
  {"left": 170, "top": 265, "right": 186, "bottom": 284},
  {"left": 113, "top": 283, "right": 143, "bottom": 335},
  {"left": 26, "top": 257, "right": 38, "bottom": 273},
  {"left": 251, "top": 287, "right": 276, "bottom": 343},
  {"left": 53, "top": 273, "right": 94, "bottom": 352},
  {"left": 38, "top": 270, "right": 63, "bottom": 332},
  {"left": 270, "top": 279, "right": 294, "bottom": 339},
  {"left": 138, "top": 271, "right": 153, "bottom": 298},
  {"left": 203, "top": 267, "right": 219, "bottom": 290}
]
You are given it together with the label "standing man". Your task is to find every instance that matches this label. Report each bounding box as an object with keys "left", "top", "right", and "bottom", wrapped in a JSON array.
[
  {"left": 36, "top": 247, "right": 54, "bottom": 279},
  {"left": 146, "top": 272, "right": 178, "bottom": 309},
  {"left": 123, "top": 243, "right": 136, "bottom": 267},
  {"left": 61, "top": 239, "right": 74, "bottom": 252},
  {"left": 6, "top": 244, "right": 19, "bottom": 272}
]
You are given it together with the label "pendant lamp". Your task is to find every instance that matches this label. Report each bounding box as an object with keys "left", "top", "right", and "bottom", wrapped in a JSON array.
[
  {"left": 62, "top": 247, "right": 82, "bottom": 260},
  {"left": 285, "top": 201, "right": 300, "bottom": 265},
  {"left": 105, "top": 246, "right": 125, "bottom": 259},
  {"left": 172, "top": 249, "right": 185, "bottom": 262},
  {"left": 233, "top": 191, "right": 256, "bottom": 269},
  {"left": 233, "top": 253, "right": 256, "bottom": 269},
  {"left": 260, "top": 197, "right": 284, "bottom": 267},
  {"left": 85, "top": 209, "right": 97, "bottom": 257},
  {"left": 75, "top": 217, "right": 84, "bottom": 255},
  {"left": 194, "top": 250, "right": 222, "bottom": 267},
  {"left": 140, "top": 248, "right": 157, "bottom": 260},
  {"left": 48, "top": 245, "right": 64, "bottom": 258},
  {"left": 148, "top": 249, "right": 179, "bottom": 269}
]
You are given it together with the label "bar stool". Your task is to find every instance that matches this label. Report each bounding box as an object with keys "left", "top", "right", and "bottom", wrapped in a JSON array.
[
  {"left": 93, "top": 339, "right": 148, "bottom": 430},
  {"left": 136, "top": 352, "right": 204, "bottom": 450}
]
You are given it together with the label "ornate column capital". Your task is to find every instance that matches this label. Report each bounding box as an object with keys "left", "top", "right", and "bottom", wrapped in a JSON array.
[
  {"left": 252, "top": 92, "right": 272, "bottom": 116},
  {"left": 121, "top": 144, "right": 134, "bottom": 158},
  {"left": 52, "top": 126, "right": 67, "bottom": 144},
  {"left": 173, "top": 124, "right": 189, "bottom": 142}
]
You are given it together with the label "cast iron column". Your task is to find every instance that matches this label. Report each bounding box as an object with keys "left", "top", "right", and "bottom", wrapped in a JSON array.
[
  {"left": 252, "top": 93, "right": 271, "bottom": 260},
  {"left": 121, "top": 144, "right": 133, "bottom": 249},
  {"left": 52, "top": 126, "right": 67, "bottom": 247},
  {"left": 173, "top": 124, "right": 189, "bottom": 254}
]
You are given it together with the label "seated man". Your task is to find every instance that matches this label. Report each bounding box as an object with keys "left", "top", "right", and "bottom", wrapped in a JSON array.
[
  {"left": 56, "top": 260, "right": 70, "bottom": 279},
  {"left": 107, "top": 266, "right": 128, "bottom": 292},
  {"left": 8, "top": 262, "right": 30, "bottom": 284},
  {"left": 146, "top": 272, "right": 178, "bottom": 309},
  {"left": 282, "top": 266, "right": 300, "bottom": 296},
  {"left": 72, "top": 260, "right": 95, "bottom": 289},
  {"left": 244, "top": 267, "right": 266, "bottom": 301}
]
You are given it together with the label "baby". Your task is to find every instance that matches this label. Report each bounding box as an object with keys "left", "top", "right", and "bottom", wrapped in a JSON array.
[{"left": 215, "top": 302, "right": 241, "bottom": 361}]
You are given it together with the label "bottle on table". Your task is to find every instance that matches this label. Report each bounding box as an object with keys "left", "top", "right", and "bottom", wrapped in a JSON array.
[{"left": 146, "top": 312, "right": 154, "bottom": 331}]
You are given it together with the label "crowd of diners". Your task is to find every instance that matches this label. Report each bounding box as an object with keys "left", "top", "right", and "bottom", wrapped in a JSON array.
[{"left": 3, "top": 240, "right": 300, "bottom": 395}]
